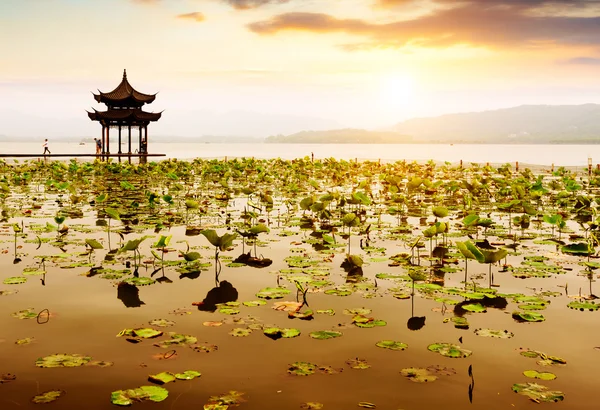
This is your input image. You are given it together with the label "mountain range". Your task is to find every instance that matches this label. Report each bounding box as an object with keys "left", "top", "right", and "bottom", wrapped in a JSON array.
[{"left": 2, "top": 104, "right": 600, "bottom": 143}]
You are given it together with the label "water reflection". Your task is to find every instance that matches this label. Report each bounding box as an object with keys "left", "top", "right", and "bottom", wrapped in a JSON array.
[
  {"left": 195, "top": 281, "right": 238, "bottom": 312},
  {"left": 117, "top": 282, "right": 145, "bottom": 308},
  {"left": 407, "top": 293, "right": 426, "bottom": 331}
]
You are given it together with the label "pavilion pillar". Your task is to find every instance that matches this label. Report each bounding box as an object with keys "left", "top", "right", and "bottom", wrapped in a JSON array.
[
  {"left": 118, "top": 126, "right": 122, "bottom": 154},
  {"left": 128, "top": 125, "right": 132, "bottom": 154},
  {"left": 101, "top": 125, "right": 106, "bottom": 155},
  {"left": 138, "top": 126, "right": 142, "bottom": 153},
  {"left": 106, "top": 125, "right": 110, "bottom": 155},
  {"left": 144, "top": 126, "right": 148, "bottom": 153}
]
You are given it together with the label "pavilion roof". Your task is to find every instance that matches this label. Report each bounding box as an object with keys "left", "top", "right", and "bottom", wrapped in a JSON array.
[
  {"left": 87, "top": 108, "right": 162, "bottom": 123},
  {"left": 93, "top": 70, "right": 157, "bottom": 105}
]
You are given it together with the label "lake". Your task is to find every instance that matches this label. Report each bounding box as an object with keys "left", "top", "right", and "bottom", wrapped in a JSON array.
[
  {"left": 1, "top": 142, "right": 599, "bottom": 167},
  {"left": 0, "top": 151, "right": 597, "bottom": 410}
]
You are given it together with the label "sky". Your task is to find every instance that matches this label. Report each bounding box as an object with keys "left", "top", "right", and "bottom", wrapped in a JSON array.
[{"left": 1, "top": 0, "right": 600, "bottom": 137}]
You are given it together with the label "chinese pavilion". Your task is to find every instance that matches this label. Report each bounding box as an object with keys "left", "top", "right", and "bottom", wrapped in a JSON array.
[{"left": 87, "top": 70, "right": 162, "bottom": 155}]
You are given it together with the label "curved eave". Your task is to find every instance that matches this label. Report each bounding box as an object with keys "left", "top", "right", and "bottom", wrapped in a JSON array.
[{"left": 86, "top": 109, "right": 162, "bottom": 122}]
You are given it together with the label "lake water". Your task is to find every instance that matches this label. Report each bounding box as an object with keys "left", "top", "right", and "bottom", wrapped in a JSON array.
[{"left": 1, "top": 142, "right": 599, "bottom": 167}]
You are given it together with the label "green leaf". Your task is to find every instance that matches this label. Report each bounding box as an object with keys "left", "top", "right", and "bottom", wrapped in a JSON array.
[
  {"left": 523, "top": 370, "right": 557, "bottom": 381},
  {"left": 342, "top": 213, "right": 360, "bottom": 227},
  {"left": 375, "top": 340, "right": 408, "bottom": 351},
  {"left": 35, "top": 353, "right": 92, "bottom": 368},
  {"left": 105, "top": 208, "right": 121, "bottom": 221},
  {"left": 31, "top": 390, "right": 65, "bottom": 404},
  {"left": 175, "top": 370, "right": 201, "bottom": 380},
  {"left": 249, "top": 224, "right": 270, "bottom": 235},
  {"left": 148, "top": 372, "right": 176, "bottom": 385},
  {"left": 154, "top": 235, "right": 172, "bottom": 248},
  {"left": 309, "top": 330, "right": 342, "bottom": 340},
  {"left": 427, "top": 343, "right": 472, "bottom": 358},
  {"left": 85, "top": 238, "right": 103, "bottom": 249},
  {"left": 110, "top": 386, "right": 169, "bottom": 406},
  {"left": 512, "top": 383, "right": 564, "bottom": 403},
  {"left": 432, "top": 206, "right": 448, "bottom": 218},
  {"left": 183, "top": 252, "right": 201, "bottom": 262},
  {"left": 185, "top": 199, "right": 199, "bottom": 209}
]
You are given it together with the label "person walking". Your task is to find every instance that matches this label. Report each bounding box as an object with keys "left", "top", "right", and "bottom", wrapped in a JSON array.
[{"left": 42, "top": 139, "right": 51, "bottom": 155}]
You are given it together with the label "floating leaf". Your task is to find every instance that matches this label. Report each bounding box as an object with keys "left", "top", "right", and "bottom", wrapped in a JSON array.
[
  {"left": 3, "top": 277, "right": 27, "bottom": 285},
  {"left": 567, "top": 301, "right": 599, "bottom": 311},
  {"left": 229, "top": 328, "right": 252, "bottom": 337},
  {"left": 175, "top": 370, "right": 201, "bottom": 380},
  {"left": 309, "top": 330, "right": 342, "bottom": 340},
  {"left": 256, "top": 287, "right": 291, "bottom": 300},
  {"left": 288, "top": 362, "right": 317, "bottom": 376},
  {"left": 375, "top": 340, "right": 408, "bottom": 351},
  {"left": 512, "top": 383, "right": 564, "bottom": 403},
  {"left": 523, "top": 370, "right": 557, "bottom": 381},
  {"left": 428, "top": 343, "right": 472, "bottom": 358},
  {"left": 36, "top": 353, "right": 91, "bottom": 368},
  {"left": 512, "top": 311, "right": 545, "bottom": 322},
  {"left": 117, "top": 328, "right": 163, "bottom": 339},
  {"left": 148, "top": 319, "right": 175, "bottom": 328},
  {"left": 12, "top": 308, "right": 38, "bottom": 319},
  {"left": 474, "top": 328, "right": 514, "bottom": 339},
  {"left": 110, "top": 385, "right": 169, "bottom": 406},
  {"left": 31, "top": 390, "right": 65, "bottom": 404},
  {"left": 148, "top": 371, "right": 176, "bottom": 385},
  {"left": 400, "top": 368, "right": 438, "bottom": 383},
  {"left": 346, "top": 358, "right": 371, "bottom": 369}
]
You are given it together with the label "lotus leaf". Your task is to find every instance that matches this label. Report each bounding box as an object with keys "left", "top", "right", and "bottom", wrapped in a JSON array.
[
  {"left": 264, "top": 327, "right": 301, "bottom": 339},
  {"left": 288, "top": 361, "right": 317, "bottom": 376},
  {"left": 154, "top": 333, "right": 198, "bottom": 348},
  {"left": 462, "top": 303, "right": 487, "bottom": 313},
  {"left": 242, "top": 300, "right": 266, "bottom": 307},
  {"left": 375, "top": 340, "right": 408, "bottom": 351},
  {"left": 22, "top": 267, "right": 45, "bottom": 276},
  {"left": 31, "top": 390, "right": 65, "bottom": 404},
  {"left": 3, "top": 277, "right": 27, "bottom": 285},
  {"left": 175, "top": 370, "right": 201, "bottom": 380},
  {"left": 400, "top": 368, "right": 438, "bottom": 383},
  {"left": 512, "top": 383, "right": 564, "bottom": 403},
  {"left": 111, "top": 385, "right": 169, "bottom": 406},
  {"left": 512, "top": 311, "right": 545, "bottom": 322},
  {"left": 12, "top": 308, "right": 38, "bottom": 319},
  {"left": 316, "top": 309, "right": 335, "bottom": 315},
  {"left": 206, "top": 390, "right": 246, "bottom": 408},
  {"left": 344, "top": 308, "right": 372, "bottom": 315},
  {"left": 301, "top": 403, "right": 324, "bottom": 409},
  {"left": 229, "top": 328, "right": 252, "bottom": 337},
  {"left": 117, "top": 328, "right": 163, "bottom": 339},
  {"left": 309, "top": 330, "right": 342, "bottom": 340},
  {"left": 16, "top": 337, "right": 35, "bottom": 345},
  {"left": 324, "top": 288, "right": 353, "bottom": 296},
  {"left": 474, "top": 328, "right": 514, "bottom": 339},
  {"left": 523, "top": 370, "right": 557, "bottom": 381},
  {"left": 428, "top": 343, "right": 472, "bottom": 358},
  {"left": 451, "top": 316, "right": 469, "bottom": 329},
  {"left": 149, "top": 319, "right": 175, "bottom": 327},
  {"left": 36, "top": 353, "right": 92, "bottom": 368},
  {"left": 256, "top": 287, "right": 291, "bottom": 299},
  {"left": 346, "top": 358, "right": 370, "bottom": 369},
  {"left": 567, "top": 301, "right": 599, "bottom": 311},
  {"left": 122, "top": 277, "right": 156, "bottom": 286},
  {"left": 148, "top": 371, "right": 176, "bottom": 385}
]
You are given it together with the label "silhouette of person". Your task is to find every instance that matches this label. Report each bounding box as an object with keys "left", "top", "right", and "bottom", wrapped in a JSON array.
[
  {"left": 42, "top": 139, "right": 51, "bottom": 155},
  {"left": 195, "top": 281, "right": 238, "bottom": 312}
]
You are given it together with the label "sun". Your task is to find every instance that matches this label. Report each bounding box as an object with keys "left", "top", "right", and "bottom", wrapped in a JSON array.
[{"left": 379, "top": 75, "right": 416, "bottom": 108}]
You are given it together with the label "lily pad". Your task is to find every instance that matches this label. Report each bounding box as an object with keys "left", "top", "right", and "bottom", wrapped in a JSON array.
[
  {"left": 400, "top": 367, "right": 438, "bottom": 383},
  {"left": 148, "top": 319, "right": 175, "bottom": 328},
  {"left": 512, "top": 382, "right": 564, "bottom": 403},
  {"left": 229, "top": 328, "right": 252, "bottom": 337},
  {"left": 523, "top": 370, "right": 557, "bottom": 381},
  {"left": 175, "top": 370, "right": 201, "bottom": 380},
  {"left": 36, "top": 353, "right": 92, "bottom": 368},
  {"left": 375, "top": 340, "right": 408, "bottom": 351},
  {"left": 122, "top": 277, "right": 156, "bottom": 286},
  {"left": 111, "top": 385, "right": 169, "bottom": 406},
  {"left": 117, "top": 328, "right": 163, "bottom": 339},
  {"left": 31, "top": 390, "right": 65, "bottom": 404},
  {"left": 428, "top": 343, "right": 472, "bottom": 358},
  {"left": 12, "top": 308, "right": 38, "bottom": 319},
  {"left": 242, "top": 300, "right": 266, "bottom": 307},
  {"left": 346, "top": 358, "right": 371, "bottom": 369},
  {"left": 462, "top": 303, "right": 487, "bottom": 313},
  {"left": 474, "top": 328, "right": 514, "bottom": 339},
  {"left": 288, "top": 361, "right": 317, "bottom": 376},
  {"left": 256, "top": 287, "right": 291, "bottom": 300},
  {"left": 567, "top": 301, "right": 599, "bottom": 311},
  {"left": 264, "top": 327, "right": 301, "bottom": 339},
  {"left": 309, "top": 330, "right": 342, "bottom": 340},
  {"left": 205, "top": 390, "right": 246, "bottom": 408},
  {"left": 154, "top": 333, "right": 198, "bottom": 348},
  {"left": 148, "top": 371, "right": 176, "bottom": 385},
  {"left": 3, "top": 277, "right": 27, "bottom": 285},
  {"left": 512, "top": 311, "right": 545, "bottom": 322}
]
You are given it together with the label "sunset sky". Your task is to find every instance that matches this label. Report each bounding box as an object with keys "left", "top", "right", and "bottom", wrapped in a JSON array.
[{"left": 2, "top": 0, "right": 600, "bottom": 137}]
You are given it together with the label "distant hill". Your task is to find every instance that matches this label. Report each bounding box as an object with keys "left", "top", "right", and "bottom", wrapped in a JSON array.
[
  {"left": 265, "top": 129, "right": 412, "bottom": 144},
  {"left": 390, "top": 104, "right": 600, "bottom": 143}
]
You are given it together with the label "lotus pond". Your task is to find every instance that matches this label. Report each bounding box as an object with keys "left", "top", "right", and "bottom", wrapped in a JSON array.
[{"left": 1, "top": 158, "right": 599, "bottom": 409}]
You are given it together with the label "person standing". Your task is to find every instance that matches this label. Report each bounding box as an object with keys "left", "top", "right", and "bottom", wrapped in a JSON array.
[
  {"left": 42, "top": 139, "right": 50, "bottom": 155},
  {"left": 94, "top": 138, "right": 102, "bottom": 154}
]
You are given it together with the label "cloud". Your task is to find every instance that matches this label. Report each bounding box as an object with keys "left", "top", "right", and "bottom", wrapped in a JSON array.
[
  {"left": 248, "top": 3, "right": 600, "bottom": 50},
  {"left": 561, "top": 56, "right": 600, "bottom": 65},
  {"left": 222, "top": 0, "right": 293, "bottom": 10},
  {"left": 177, "top": 12, "right": 206, "bottom": 22}
]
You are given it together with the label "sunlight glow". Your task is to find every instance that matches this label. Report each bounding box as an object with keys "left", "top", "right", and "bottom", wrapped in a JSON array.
[{"left": 379, "top": 75, "right": 416, "bottom": 108}]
